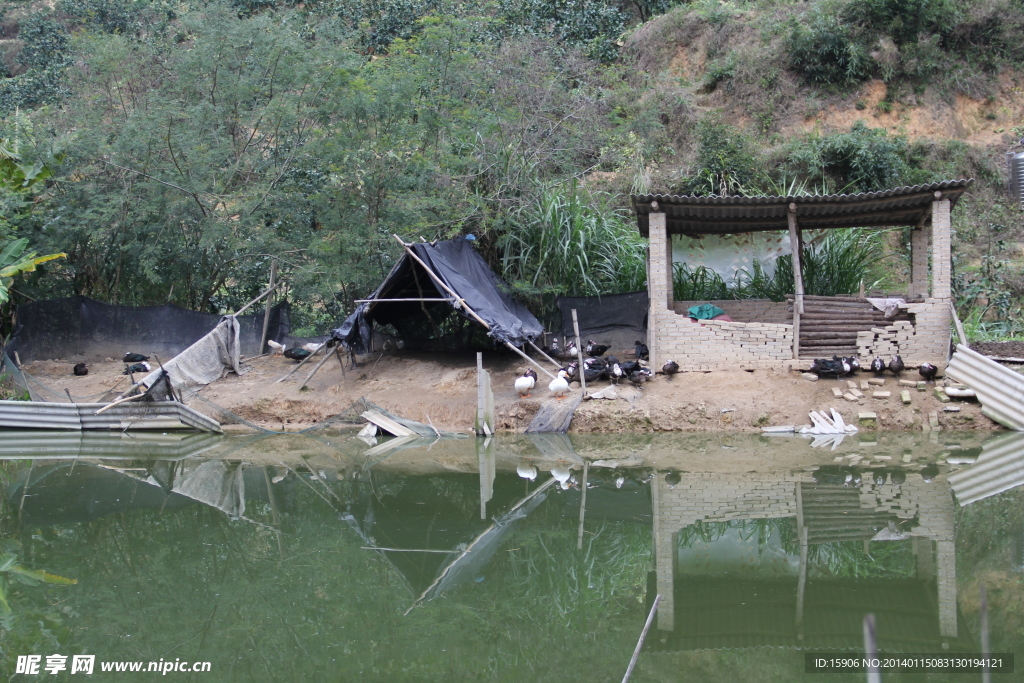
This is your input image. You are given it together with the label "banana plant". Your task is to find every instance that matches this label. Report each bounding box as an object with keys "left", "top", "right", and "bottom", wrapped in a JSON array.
[{"left": 0, "top": 238, "right": 66, "bottom": 306}]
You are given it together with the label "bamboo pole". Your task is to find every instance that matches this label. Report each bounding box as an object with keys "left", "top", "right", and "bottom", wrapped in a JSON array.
[
  {"left": 260, "top": 259, "right": 277, "bottom": 355},
  {"left": 504, "top": 341, "right": 557, "bottom": 380},
  {"left": 94, "top": 391, "right": 146, "bottom": 415},
  {"left": 528, "top": 340, "right": 563, "bottom": 369},
  {"left": 572, "top": 309, "right": 586, "bottom": 394},
  {"left": 334, "top": 345, "right": 347, "bottom": 379},
  {"left": 621, "top": 594, "right": 661, "bottom": 683},
  {"left": 981, "top": 585, "right": 991, "bottom": 683},
  {"left": 360, "top": 547, "right": 456, "bottom": 553},
  {"left": 354, "top": 298, "right": 451, "bottom": 303},
  {"left": 298, "top": 347, "right": 335, "bottom": 390},
  {"left": 234, "top": 281, "right": 281, "bottom": 317},
  {"left": 275, "top": 340, "right": 329, "bottom": 383},
  {"left": 577, "top": 460, "right": 589, "bottom": 550},
  {"left": 392, "top": 234, "right": 491, "bottom": 330},
  {"left": 863, "top": 614, "right": 881, "bottom": 683}
]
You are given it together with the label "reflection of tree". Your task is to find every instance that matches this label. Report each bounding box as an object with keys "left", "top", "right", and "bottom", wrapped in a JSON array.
[{"left": 3, "top": 475, "right": 649, "bottom": 680}]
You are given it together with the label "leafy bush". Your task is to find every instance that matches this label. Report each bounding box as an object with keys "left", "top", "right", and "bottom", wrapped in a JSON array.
[
  {"left": 784, "top": 122, "right": 928, "bottom": 193},
  {"left": 844, "top": 0, "right": 960, "bottom": 46},
  {"left": 673, "top": 115, "right": 759, "bottom": 196},
  {"left": 0, "top": 14, "right": 72, "bottom": 112},
  {"left": 786, "top": 7, "right": 873, "bottom": 88},
  {"left": 497, "top": 0, "right": 628, "bottom": 63}
]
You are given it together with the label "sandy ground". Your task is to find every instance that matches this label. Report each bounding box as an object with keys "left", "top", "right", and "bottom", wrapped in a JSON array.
[{"left": 23, "top": 348, "right": 1001, "bottom": 434}]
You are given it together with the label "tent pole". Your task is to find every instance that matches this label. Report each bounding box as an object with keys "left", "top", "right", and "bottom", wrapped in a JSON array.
[
  {"left": 392, "top": 234, "right": 491, "bottom": 330},
  {"left": 299, "top": 348, "right": 335, "bottom": 390},
  {"left": 528, "top": 340, "right": 563, "bottom": 369},
  {"left": 504, "top": 341, "right": 557, "bottom": 380},
  {"left": 275, "top": 340, "right": 329, "bottom": 383},
  {"left": 234, "top": 281, "right": 281, "bottom": 317},
  {"left": 572, "top": 309, "right": 586, "bottom": 395}
]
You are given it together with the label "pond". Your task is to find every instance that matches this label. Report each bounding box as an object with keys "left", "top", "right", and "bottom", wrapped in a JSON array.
[{"left": 0, "top": 428, "right": 1022, "bottom": 682}]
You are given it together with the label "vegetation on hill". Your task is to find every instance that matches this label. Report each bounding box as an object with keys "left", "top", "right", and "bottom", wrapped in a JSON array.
[{"left": 0, "top": 0, "right": 1020, "bottom": 338}]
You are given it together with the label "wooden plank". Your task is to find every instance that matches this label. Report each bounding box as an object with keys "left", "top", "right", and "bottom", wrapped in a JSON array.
[
  {"left": 788, "top": 205, "right": 803, "bottom": 360},
  {"left": 361, "top": 409, "right": 417, "bottom": 437}
]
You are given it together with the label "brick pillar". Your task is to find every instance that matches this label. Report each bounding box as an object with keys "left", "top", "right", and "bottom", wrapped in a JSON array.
[
  {"left": 910, "top": 228, "right": 930, "bottom": 298},
  {"left": 647, "top": 212, "right": 670, "bottom": 370},
  {"left": 931, "top": 199, "right": 951, "bottom": 300},
  {"left": 652, "top": 474, "right": 675, "bottom": 631}
]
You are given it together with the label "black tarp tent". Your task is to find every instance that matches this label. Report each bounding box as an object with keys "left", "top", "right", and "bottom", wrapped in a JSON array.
[{"left": 332, "top": 238, "right": 543, "bottom": 353}]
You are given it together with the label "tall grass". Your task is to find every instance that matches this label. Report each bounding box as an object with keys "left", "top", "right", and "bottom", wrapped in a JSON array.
[
  {"left": 495, "top": 183, "right": 647, "bottom": 299},
  {"left": 673, "top": 228, "right": 888, "bottom": 301}
]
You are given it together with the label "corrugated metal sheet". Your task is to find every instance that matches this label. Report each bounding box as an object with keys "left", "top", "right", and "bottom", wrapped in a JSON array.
[
  {"left": 632, "top": 180, "right": 973, "bottom": 236},
  {"left": 945, "top": 345, "right": 1024, "bottom": 431},
  {"left": 0, "top": 430, "right": 222, "bottom": 460},
  {"left": 0, "top": 400, "right": 222, "bottom": 433},
  {"left": 948, "top": 432, "right": 1024, "bottom": 506}
]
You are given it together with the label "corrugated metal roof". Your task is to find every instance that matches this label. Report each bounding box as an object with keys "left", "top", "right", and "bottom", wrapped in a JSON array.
[{"left": 632, "top": 180, "right": 973, "bottom": 236}]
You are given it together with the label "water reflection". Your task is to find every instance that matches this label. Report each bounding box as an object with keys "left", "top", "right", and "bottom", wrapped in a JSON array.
[{"left": 1, "top": 428, "right": 1021, "bottom": 679}]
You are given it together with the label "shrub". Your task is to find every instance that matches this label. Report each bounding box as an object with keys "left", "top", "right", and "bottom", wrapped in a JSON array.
[
  {"left": 786, "top": 7, "right": 873, "bottom": 89},
  {"left": 673, "top": 115, "right": 759, "bottom": 196},
  {"left": 844, "top": 0, "right": 960, "bottom": 46}
]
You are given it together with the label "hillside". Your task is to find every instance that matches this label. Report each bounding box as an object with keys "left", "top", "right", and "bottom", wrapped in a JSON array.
[{"left": 0, "top": 0, "right": 1022, "bottom": 341}]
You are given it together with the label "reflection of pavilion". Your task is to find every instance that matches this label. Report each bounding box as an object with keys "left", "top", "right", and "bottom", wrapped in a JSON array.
[{"left": 651, "top": 469, "right": 963, "bottom": 650}]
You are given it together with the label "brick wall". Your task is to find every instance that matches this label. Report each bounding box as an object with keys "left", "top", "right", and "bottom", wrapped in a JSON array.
[
  {"left": 856, "top": 300, "right": 951, "bottom": 367},
  {"left": 672, "top": 299, "right": 791, "bottom": 324},
  {"left": 648, "top": 214, "right": 794, "bottom": 370}
]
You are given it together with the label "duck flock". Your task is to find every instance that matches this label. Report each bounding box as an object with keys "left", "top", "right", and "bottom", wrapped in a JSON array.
[
  {"left": 809, "top": 353, "right": 938, "bottom": 382},
  {"left": 515, "top": 338, "right": 679, "bottom": 400}
]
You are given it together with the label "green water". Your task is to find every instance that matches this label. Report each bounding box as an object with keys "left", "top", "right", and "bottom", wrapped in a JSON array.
[{"left": 0, "top": 430, "right": 1022, "bottom": 682}]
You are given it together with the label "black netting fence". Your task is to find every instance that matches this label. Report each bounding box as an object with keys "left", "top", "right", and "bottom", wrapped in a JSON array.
[
  {"left": 555, "top": 291, "right": 648, "bottom": 350},
  {"left": 4, "top": 296, "right": 291, "bottom": 363}
]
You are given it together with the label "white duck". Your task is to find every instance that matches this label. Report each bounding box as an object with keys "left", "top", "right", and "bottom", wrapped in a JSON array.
[
  {"left": 267, "top": 339, "right": 285, "bottom": 356},
  {"left": 302, "top": 342, "right": 323, "bottom": 354},
  {"left": 549, "top": 369, "right": 570, "bottom": 399},
  {"left": 515, "top": 369, "right": 538, "bottom": 398},
  {"left": 516, "top": 462, "right": 538, "bottom": 481}
]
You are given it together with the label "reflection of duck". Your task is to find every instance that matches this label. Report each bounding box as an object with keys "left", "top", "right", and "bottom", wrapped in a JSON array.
[
  {"left": 920, "top": 464, "right": 939, "bottom": 482},
  {"left": 872, "top": 469, "right": 887, "bottom": 485},
  {"left": 516, "top": 462, "right": 538, "bottom": 480},
  {"left": 890, "top": 468, "right": 906, "bottom": 485},
  {"left": 550, "top": 465, "right": 575, "bottom": 489},
  {"left": 664, "top": 471, "right": 681, "bottom": 489}
]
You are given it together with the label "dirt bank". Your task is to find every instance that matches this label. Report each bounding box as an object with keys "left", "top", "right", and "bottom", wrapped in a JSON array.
[{"left": 24, "top": 349, "right": 1000, "bottom": 434}]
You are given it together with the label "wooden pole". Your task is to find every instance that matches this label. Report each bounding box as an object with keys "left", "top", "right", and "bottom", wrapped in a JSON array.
[
  {"left": 788, "top": 204, "right": 804, "bottom": 360},
  {"left": 577, "top": 460, "right": 589, "bottom": 550},
  {"left": 262, "top": 259, "right": 278, "bottom": 356},
  {"left": 504, "top": 341, "right": 556, "bottom": 380},
  {"left": 392, "top": 234, "right": 491, "bottom": 330},
  {"left": 949, "top": 301, "right": 969, "bottom": 350},
  {"left": 94, "top": 391, "right": 146, "bottom": 415},
  {"left": 275, "top": 340, "right": 329, "bottom": 383},
  {"left": 298, "top": 347, "right": 335, "bottom": 390},
  {"left": 981, "top": 585, "right": 991, "bottom": 683},
  {"left": 621, "top": 594, "right": 661, "bottom": 683},
  {"left": 334, "top": 345, "right": 347, "bottom": 379},
  {"left": 863, "top": 614, "right": 881, "bottom": 683},
  {"left": 477, "top": 352, "right": 486, "bottom": 436},
  {"left": 234, "top": 281, "right": 281, "bottom": 317},
  {"left": 528, "top": 340, "right": 564, "bottom": 369},
  {"left": 354, "top": 298, "right": 451, "bottom": 304},
  {"left": 572, "top": 309, "right": 586, "bottom": 394}
]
